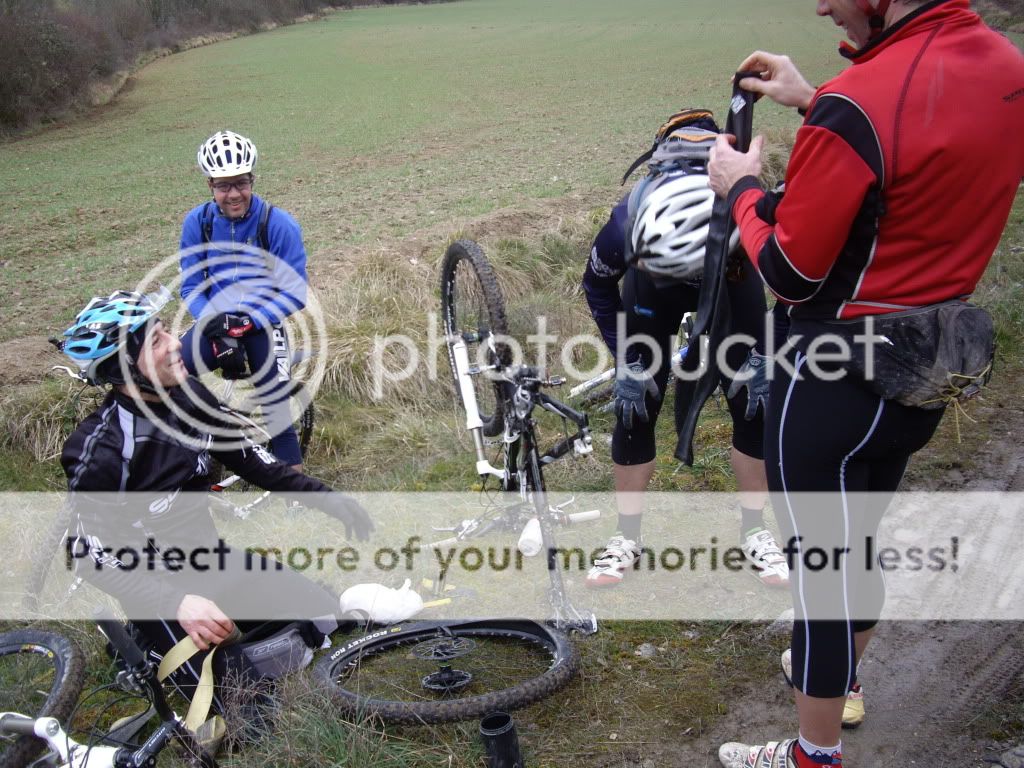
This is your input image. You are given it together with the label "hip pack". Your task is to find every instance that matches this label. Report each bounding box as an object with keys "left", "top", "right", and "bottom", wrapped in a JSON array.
[{"left": 807, "top": 301, "right": 995, "bottom": 410}]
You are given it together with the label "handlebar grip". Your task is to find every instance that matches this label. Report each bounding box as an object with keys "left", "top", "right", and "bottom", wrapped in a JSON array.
[
  {"left": 566, "top": 509, "right": 601, "bottom": 524},
  {"left": 0, "top": 714, "right": 39, "bottom": 736},
  {"left": 95, "top": 611, "right": 147, "bottom": 669}
]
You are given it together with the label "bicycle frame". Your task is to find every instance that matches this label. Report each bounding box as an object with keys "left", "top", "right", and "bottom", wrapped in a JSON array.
[{"left": 448, "top": 335, "right": 598, "bottom": 634}]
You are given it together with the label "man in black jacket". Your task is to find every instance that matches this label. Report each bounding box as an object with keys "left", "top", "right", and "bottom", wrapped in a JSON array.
[{"left": 57, "top": 288, "right": 371, "bottom": 706}]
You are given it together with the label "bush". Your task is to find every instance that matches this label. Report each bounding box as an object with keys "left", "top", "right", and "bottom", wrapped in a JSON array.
[
  {"left": 0, "top": 7, "right": 124, "bottom": 129},
  {"left": 0, "top": 0, "right": 363, "bottom": 133}
]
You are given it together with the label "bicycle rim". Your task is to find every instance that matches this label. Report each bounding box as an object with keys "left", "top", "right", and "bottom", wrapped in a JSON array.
[
  {"left": 315, "top": 619, "right": 578, "bottom": 724},
  {"left": 439, "top": 239, "right": 509, "bottom": 437},
  {"left": 0, "top": 629, "right": 85, "bottom": 768}
]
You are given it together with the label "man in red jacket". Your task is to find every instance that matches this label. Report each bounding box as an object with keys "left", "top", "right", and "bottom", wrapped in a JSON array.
[{"left": 709, "top": 1, "right": 1024, "bottom": 766}]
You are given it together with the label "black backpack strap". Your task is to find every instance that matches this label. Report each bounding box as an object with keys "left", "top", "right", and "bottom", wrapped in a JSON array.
[
  {"left": 200, "top": 201, "right": 214, "bottom": 244},
  {"left": 621, "top": 145, "right": 657, "bottom": 185},
  {"left": 200, "top": 202, "right": 271, "bottom": 249},
  {"left": 257, "top": 203, "right": 273, "bottom": 253}
]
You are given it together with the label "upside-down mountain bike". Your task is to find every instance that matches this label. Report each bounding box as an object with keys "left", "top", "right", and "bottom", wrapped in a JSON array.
[
  {"left": 310, "top": 239, "right": 597, "bottom": 727},
  {"left": 437, "top": 238, "right": 600, "bottom": 634}
]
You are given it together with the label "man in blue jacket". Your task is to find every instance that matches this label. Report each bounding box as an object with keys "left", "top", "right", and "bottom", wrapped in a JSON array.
[{"left": 179, "top": 130, "right": 308, "bottom": 470}]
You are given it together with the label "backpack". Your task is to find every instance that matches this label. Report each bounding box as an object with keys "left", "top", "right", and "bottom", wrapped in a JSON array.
[{"left": 620, "top": 108, "right": 720, "bottom": 184}]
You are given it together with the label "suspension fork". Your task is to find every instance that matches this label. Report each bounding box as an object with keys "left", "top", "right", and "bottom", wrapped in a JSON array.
[{"left": 450, "top": 336, "right": 505, "bottom": 480}]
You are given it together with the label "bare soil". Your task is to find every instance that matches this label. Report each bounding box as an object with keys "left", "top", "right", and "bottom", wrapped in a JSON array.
[{"left": 0, "top": 335, "right": 65, "bottom": 387}]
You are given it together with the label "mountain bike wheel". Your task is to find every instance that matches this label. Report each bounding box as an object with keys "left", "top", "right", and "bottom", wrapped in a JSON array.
[
  {"left": 440, "top": 239, "right": 509, "bottom": 437},
  {"left": 315, "top": 618, "right": 578, "bottom": 724},
  {"left": 208, "top": 387, "right": 316, "bottom": 519},
  {"left": 0, "top": 629, "right": 85, "bottom": 768}
]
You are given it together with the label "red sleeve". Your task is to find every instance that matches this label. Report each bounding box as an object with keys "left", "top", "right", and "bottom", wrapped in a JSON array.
[{"left": 730, "top": 119, "right": 877, "bottom": 304}]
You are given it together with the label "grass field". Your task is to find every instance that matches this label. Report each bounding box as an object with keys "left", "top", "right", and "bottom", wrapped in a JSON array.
[
  {"left": 1, "top": 1, "right": 1023, "bottom": 766},
  {"left": 0, "top": 0, "right": 834, "bottom": 343}
]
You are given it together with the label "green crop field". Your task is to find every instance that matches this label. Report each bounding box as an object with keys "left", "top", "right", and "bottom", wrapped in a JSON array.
[
  {"left": 0, "top": 0, "right": 836, "bottom": 343},
  {"left": 1, "top": 1, "right": 1023, "bottom": 765}
]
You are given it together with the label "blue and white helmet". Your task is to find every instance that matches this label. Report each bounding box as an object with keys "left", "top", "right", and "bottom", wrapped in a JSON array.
[
  {"left": 197, "top": 130, "right": 258, "bottom": 178},
  {"left": 60, "top": 288, "right": 170, "bottom": 385}
]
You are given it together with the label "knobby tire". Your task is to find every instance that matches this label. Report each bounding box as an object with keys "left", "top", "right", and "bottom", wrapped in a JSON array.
[
  {"left": 314, "top": 619, "right": 578, "bottom": 724},
  {"left": 439, "top": 239, "right": 509, "bottom": 437},
  {"left": 0, "top": 629, "right": 85, "bottom": 768}
]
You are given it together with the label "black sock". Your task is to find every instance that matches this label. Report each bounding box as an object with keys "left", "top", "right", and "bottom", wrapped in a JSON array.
[
  {"left": 740, "top": 506, "right": 765, "bottom": 536},
  {"left": 617, "top": 514, "right": 642, "bottom": 542}
]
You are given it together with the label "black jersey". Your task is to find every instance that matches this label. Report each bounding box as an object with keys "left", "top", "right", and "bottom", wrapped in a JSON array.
[{"left": 60, "top": 378, "right": 332, "bottom": 612}]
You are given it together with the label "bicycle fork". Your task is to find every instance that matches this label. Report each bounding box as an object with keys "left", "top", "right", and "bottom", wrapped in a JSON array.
[{"left": 450, "top": 337, "right": 505, "bottom": 480}]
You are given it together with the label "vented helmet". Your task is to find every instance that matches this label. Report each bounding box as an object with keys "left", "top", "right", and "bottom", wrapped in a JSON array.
[
  {"left": 59, "top": 288, "right": 170, "bottom": 385},
  {"left": 197, "top": 130, "right": 258, "bottom": 178},
  {"left": 627, "top": 171, "right": 739, "bottom": 281}
]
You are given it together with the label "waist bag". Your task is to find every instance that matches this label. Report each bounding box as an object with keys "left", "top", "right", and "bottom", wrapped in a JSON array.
[{"left": 800, "top": 300, "right": 995, "bottom": 410}]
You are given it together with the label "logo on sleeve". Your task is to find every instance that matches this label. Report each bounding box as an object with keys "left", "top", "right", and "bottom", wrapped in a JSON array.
[
  {"left": 589, "top": 246, "right": 619, "bottom": 278},
  {"left": 253, "top": 444, "right": 276, "bottom": 466}
]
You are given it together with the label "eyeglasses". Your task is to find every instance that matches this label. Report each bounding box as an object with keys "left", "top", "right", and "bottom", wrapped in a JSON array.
[{"left": 210, "top": 179, "right": 253, "bottom": 193}]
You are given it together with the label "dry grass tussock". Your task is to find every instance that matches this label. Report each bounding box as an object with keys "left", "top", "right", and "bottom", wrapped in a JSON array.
[
  {"left": 222, "top": 672, "right": 463, "bottom": 767},
  {"left": 317, "top": 245, "right": 449, "bottom": 407},
  {"left": 313, "top": 213, "right": 601, "bottom": 409},
  {"left": 0, "top": 380, "right": 100, "bottom": 464}
]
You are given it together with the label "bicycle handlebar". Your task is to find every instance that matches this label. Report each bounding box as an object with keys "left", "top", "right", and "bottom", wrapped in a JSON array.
[{"left": 0, "top": 713, "right": 38, "bottom": 736}]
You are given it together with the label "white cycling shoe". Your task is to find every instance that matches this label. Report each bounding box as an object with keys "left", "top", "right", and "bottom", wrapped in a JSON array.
[
  {"left": 741, "top": 528, "right": 790, "bottom": 588},
  {"left": 585, "top": 534, "right": 641, "bottom": 588}
]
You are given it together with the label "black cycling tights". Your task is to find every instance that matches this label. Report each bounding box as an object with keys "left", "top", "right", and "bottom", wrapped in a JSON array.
[{"left": 765, "top": 345, "right": 944, "bottom": 698}]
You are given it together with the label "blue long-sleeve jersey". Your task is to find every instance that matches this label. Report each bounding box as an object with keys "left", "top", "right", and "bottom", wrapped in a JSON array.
[
  {"left": 581, "top": 197, "right": 630, "bottom": 354},
  {"left": 179, "top": 194, "right": 308, "bottom": 328}
]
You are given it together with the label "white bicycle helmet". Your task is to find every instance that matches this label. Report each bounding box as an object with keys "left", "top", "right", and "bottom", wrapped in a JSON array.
[
  {"left": 627, "top": 171, "right": 740, "bottom": 281},
  {"left": 197, "top": 130, "right": 258, "bottom": 178}
]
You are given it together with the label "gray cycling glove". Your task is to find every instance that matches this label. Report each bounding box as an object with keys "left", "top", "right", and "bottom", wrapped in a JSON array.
[
  {"left": 614, "top": 360, "right": 660, "bottom": 431},
  {"left": 726, "top": 351, "right": 770, "bottom": 420}
]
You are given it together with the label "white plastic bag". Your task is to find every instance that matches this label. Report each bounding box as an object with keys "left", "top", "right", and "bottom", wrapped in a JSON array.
[{"left": 339, "top": 579, "right": 424, "bottom": 624}]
